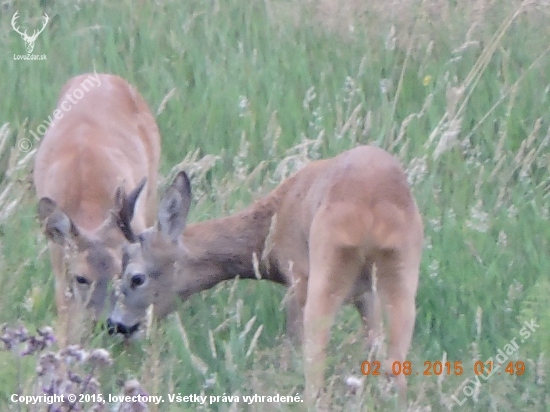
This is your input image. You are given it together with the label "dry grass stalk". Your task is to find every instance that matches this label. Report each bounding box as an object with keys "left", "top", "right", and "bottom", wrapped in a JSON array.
[
  {"left": 156, "top": 87, "right": 176, "bottom": 116},
  {"left": 239, "top": 315, "right": 257, "bottom": 341},
  {"left": 172, "top": 312, "right": 208, "bottom": 375},
  {"left": 208, "top": 329, "right": 217, "bottom": 359},
  {"left": 245, "top": 325, "right": 264, "bottom": 359}
]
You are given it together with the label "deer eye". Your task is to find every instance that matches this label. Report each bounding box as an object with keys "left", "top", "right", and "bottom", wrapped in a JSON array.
[
  {"left": 75, "top": 275, "right": 90, "bottom": 285},
  {"left": 130, "top": 274, "right": 146, "bottom": 288}
]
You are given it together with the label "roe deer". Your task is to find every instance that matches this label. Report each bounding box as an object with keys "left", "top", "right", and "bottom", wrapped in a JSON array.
[
  {"left": 108, "top": 145, "right": 423, "bottom": 403},
  {"left": 34, "top": 73, "right": 160, "bottom": 345}
]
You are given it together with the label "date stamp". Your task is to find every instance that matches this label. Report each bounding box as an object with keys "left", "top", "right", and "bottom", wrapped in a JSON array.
[{"left": 360, "top": 360, "right": 526, "bottom": 377}]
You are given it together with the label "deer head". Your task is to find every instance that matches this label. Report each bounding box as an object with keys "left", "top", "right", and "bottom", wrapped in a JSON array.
[
  {"left": 38, "top": 178, "right": 147, "bottom": 320},
  {"left": 107, "top": 172, "right": 192, "bottom": 335},
  {"left": 12, "top": 11, "right": 49, "bottom": 54}
]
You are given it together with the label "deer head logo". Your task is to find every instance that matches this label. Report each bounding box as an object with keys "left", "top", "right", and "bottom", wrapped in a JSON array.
[{"left": 11, "top": 11, "right": 49, "bottom": 54}]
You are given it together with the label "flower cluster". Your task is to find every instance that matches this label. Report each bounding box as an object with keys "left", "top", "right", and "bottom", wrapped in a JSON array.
[{"left": 1, "top": 324, "right": 148, "bottom": 412}]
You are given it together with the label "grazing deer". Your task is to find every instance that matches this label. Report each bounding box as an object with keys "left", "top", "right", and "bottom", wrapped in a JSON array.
[
  {"left": 34, "top": 73, "right": 160, "bottom": 345},
  {"left": 108, "top": 145, "right": 423, "bottom": 403}
]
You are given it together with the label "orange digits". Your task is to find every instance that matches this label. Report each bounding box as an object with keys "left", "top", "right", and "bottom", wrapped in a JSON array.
[
  {"left": 390, "top": 361, "right": 412, "bottom": 375},
  {"left": 361, "top": 361, "right": 382, "bottom": 375},
  {"left": 474, "top": 361, "right": 484, "bottom": 375},
  {"left": 454, "top": 361, "right": 463, "bottom": 375},
  {"left": 516, "top": 361, "right": 525, "bottom": 375},
  {"left": 403, "top": 361, "right": 412, "bottom": 375},
  {"left": 424, "top": 361, "right": 463, "bottom": 375},
  {"left": 505, "top": 361, "right": 525, "bottom": 375},
  {"left": 359, "top": 360, "right": 530, "bottom": 377},
  {"left": 424, "top": 361, "right": 431, "bottom": 375},
  {"left": 392, "top": 361, "right": 402, "bottom": 375}
]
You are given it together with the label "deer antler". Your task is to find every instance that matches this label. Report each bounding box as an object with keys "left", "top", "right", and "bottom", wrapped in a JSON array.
[
  {"left": 11, "top": 11, "right": 27, "bottom": 37},
  {"left": 11, "top": 12, "right": 49, "bottom": 41},
  {"left": 32, "top": 13, "right": 50, "bottom": 38},
  {"left": 29, "top": 13, "right": 49, "bottom": 41}
]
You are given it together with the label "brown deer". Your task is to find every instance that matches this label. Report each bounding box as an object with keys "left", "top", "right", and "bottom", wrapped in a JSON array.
[
  {"left": 34, "top": 73, "right": 160, "bottom": 345},
  {"left": 108, "top": 145, "right": 423, "bottom": 403}
]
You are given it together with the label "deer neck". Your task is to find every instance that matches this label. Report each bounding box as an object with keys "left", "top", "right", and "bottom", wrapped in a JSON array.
[{"left": 174, "top": 194, "right": 283, "bottom": 299}]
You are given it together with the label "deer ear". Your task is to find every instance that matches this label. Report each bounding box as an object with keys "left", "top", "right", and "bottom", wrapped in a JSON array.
[
  {"left": 114, "top": 177, "right": 147, "bottom": 242},
  {"left": 38, "top": 197, "right": 84, "bottom": 247},
  {"left": 157, "top": 171, "right": 191, "bottom": 242}
]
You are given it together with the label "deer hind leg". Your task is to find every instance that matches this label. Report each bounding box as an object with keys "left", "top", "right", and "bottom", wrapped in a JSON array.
[
  {"left": 280, "top": 295, "right": 303, "bottom": 371},
  {"left": 286, "top": 290, "right": 304, "bottom": 347},
  {"left": 303, "top": 242, "right": 363, "bottom": 403},
  {"left": 375, "top": 246, "right": 421, "bottom": 404},
  {"left": 285, "top": 264, "right": 308, "bottom": 346},
  {"left": 280, "top": 267, "right": 308, "bottom": 369}
]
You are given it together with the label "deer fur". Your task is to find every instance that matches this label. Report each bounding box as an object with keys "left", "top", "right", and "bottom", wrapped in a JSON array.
[
  {"left": 108, "top": 145, "right": 423, "bottom": 403},
  {"left": 34, "top": 73, "right": 160, "bottom": 344}
]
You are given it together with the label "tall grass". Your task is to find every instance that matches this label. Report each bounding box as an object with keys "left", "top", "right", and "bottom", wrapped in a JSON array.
[{"left": 0, "top": 0, "right": 549, "bottom": 410}]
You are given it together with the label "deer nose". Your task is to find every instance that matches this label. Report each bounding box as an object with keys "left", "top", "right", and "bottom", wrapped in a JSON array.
[{"left": 106, "top": 318, "right": 140, "bottom": 336}]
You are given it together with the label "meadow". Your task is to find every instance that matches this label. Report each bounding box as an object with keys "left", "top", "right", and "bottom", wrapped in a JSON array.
[{"left": 0, "top": 0, "right": 549, "bottom": 410}]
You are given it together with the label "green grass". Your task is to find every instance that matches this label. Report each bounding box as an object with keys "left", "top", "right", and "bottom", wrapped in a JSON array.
[{"left": 0, "top": 0, "right": 549, "bottom": 410}]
